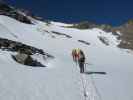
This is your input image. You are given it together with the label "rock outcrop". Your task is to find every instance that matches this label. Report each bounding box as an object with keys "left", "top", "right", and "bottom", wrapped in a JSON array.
[
  {"left": 0, "top": 37, "right": 54, "bottom": 67},
  {"left": 0, "top": 2, "right": 32, "bottom": 24}
]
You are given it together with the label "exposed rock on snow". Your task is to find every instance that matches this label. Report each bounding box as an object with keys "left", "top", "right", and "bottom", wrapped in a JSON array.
[
  {"left": 12, "top": 52, "right": 46, "bottom": 67},
  {"left": 98, "top": 36, "right": 109, "bottom": 46},
  {"left": 0, "top": 37, "right": 54, "bottom": 67},
  {"left": 78, "top": 40, "right": 90, "bottom": 46},
  {"left": 52, "top": 31, "right": 72, "bottom": 38},
  {"left": 0, "top": 37, "right": 54, "bottom": 57},
  {"left": 13, "top": 52, "right": 28, "bottom": 64}
]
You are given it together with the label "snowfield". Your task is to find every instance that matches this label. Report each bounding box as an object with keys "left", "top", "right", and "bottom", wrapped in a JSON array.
[{"left": 0, "top": 15, "right": 133, "bottom": 100}]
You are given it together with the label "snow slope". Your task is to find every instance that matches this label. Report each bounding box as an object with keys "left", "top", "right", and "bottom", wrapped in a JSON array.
[{"left": 0, "top": 15, "right": 133, "bottom": 100}]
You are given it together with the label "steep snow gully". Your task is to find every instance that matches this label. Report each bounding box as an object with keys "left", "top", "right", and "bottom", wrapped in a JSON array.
[{"left": 0, "top": 15, "right": 133, "bottom": 100}]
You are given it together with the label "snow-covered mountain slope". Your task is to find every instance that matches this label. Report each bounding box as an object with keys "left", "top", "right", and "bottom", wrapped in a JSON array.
[{"left": 0, "top": 15, "right": 133, "bottom": 100}]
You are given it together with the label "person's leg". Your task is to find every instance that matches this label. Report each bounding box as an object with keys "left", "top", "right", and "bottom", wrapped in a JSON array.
[
  {"left": 81, "top": 62, "right": 85, "bottom": 73},
  {"left": 79, "top": 61, "right": 82, "bottom": 73},
  {"left": 82, "top": 63, "right": 84, "bottom": 73},
  {"left": 79, "top": 62, "right": 83, "bottom": 73}
]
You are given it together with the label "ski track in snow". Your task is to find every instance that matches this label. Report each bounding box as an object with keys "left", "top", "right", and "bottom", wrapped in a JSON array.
[{"left": 79, "top": 72, "right": 101, "bottom": 100}]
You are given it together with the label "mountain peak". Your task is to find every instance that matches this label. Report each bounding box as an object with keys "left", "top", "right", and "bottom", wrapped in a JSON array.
[{"left": 0, "top": 2, "right": 34, "bottom": 24}]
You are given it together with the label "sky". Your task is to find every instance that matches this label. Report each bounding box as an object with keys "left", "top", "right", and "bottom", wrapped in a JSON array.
[{"left": 5, "top": 0, "right": 133, "bottom": 26}]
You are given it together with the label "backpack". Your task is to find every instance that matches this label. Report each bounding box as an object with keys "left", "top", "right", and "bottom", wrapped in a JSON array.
[{"left": 78, "top": 50, "right": 85, "bottom": 62}]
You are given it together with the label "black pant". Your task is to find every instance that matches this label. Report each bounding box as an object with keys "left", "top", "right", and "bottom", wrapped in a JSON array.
[{"left": 79, "top": 61, "right": 84, "bottom": 73}]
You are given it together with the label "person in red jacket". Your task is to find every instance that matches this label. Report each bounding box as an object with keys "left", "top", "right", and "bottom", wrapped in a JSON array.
[{"left": 72, "top": 48, "right": 79, "bottom": 64}]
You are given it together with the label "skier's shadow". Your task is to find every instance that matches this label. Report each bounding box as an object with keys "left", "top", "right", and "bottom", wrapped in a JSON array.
[{"left": 84, "top": 71, "right": 107, "bottom": 75}]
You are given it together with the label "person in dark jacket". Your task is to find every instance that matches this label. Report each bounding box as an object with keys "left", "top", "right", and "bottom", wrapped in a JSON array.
[{"left": 78, "top": 50, "right": 85, "bottom": 73}]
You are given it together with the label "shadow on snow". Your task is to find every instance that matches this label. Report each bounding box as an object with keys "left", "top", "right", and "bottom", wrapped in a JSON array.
[{"left": 84, "top": 71, "right": 107, "bottom": 75}]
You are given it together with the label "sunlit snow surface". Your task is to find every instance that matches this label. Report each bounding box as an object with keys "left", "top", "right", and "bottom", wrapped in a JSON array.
[{"left": 0, "top": 15, "right": 133, "bottom": 100}]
